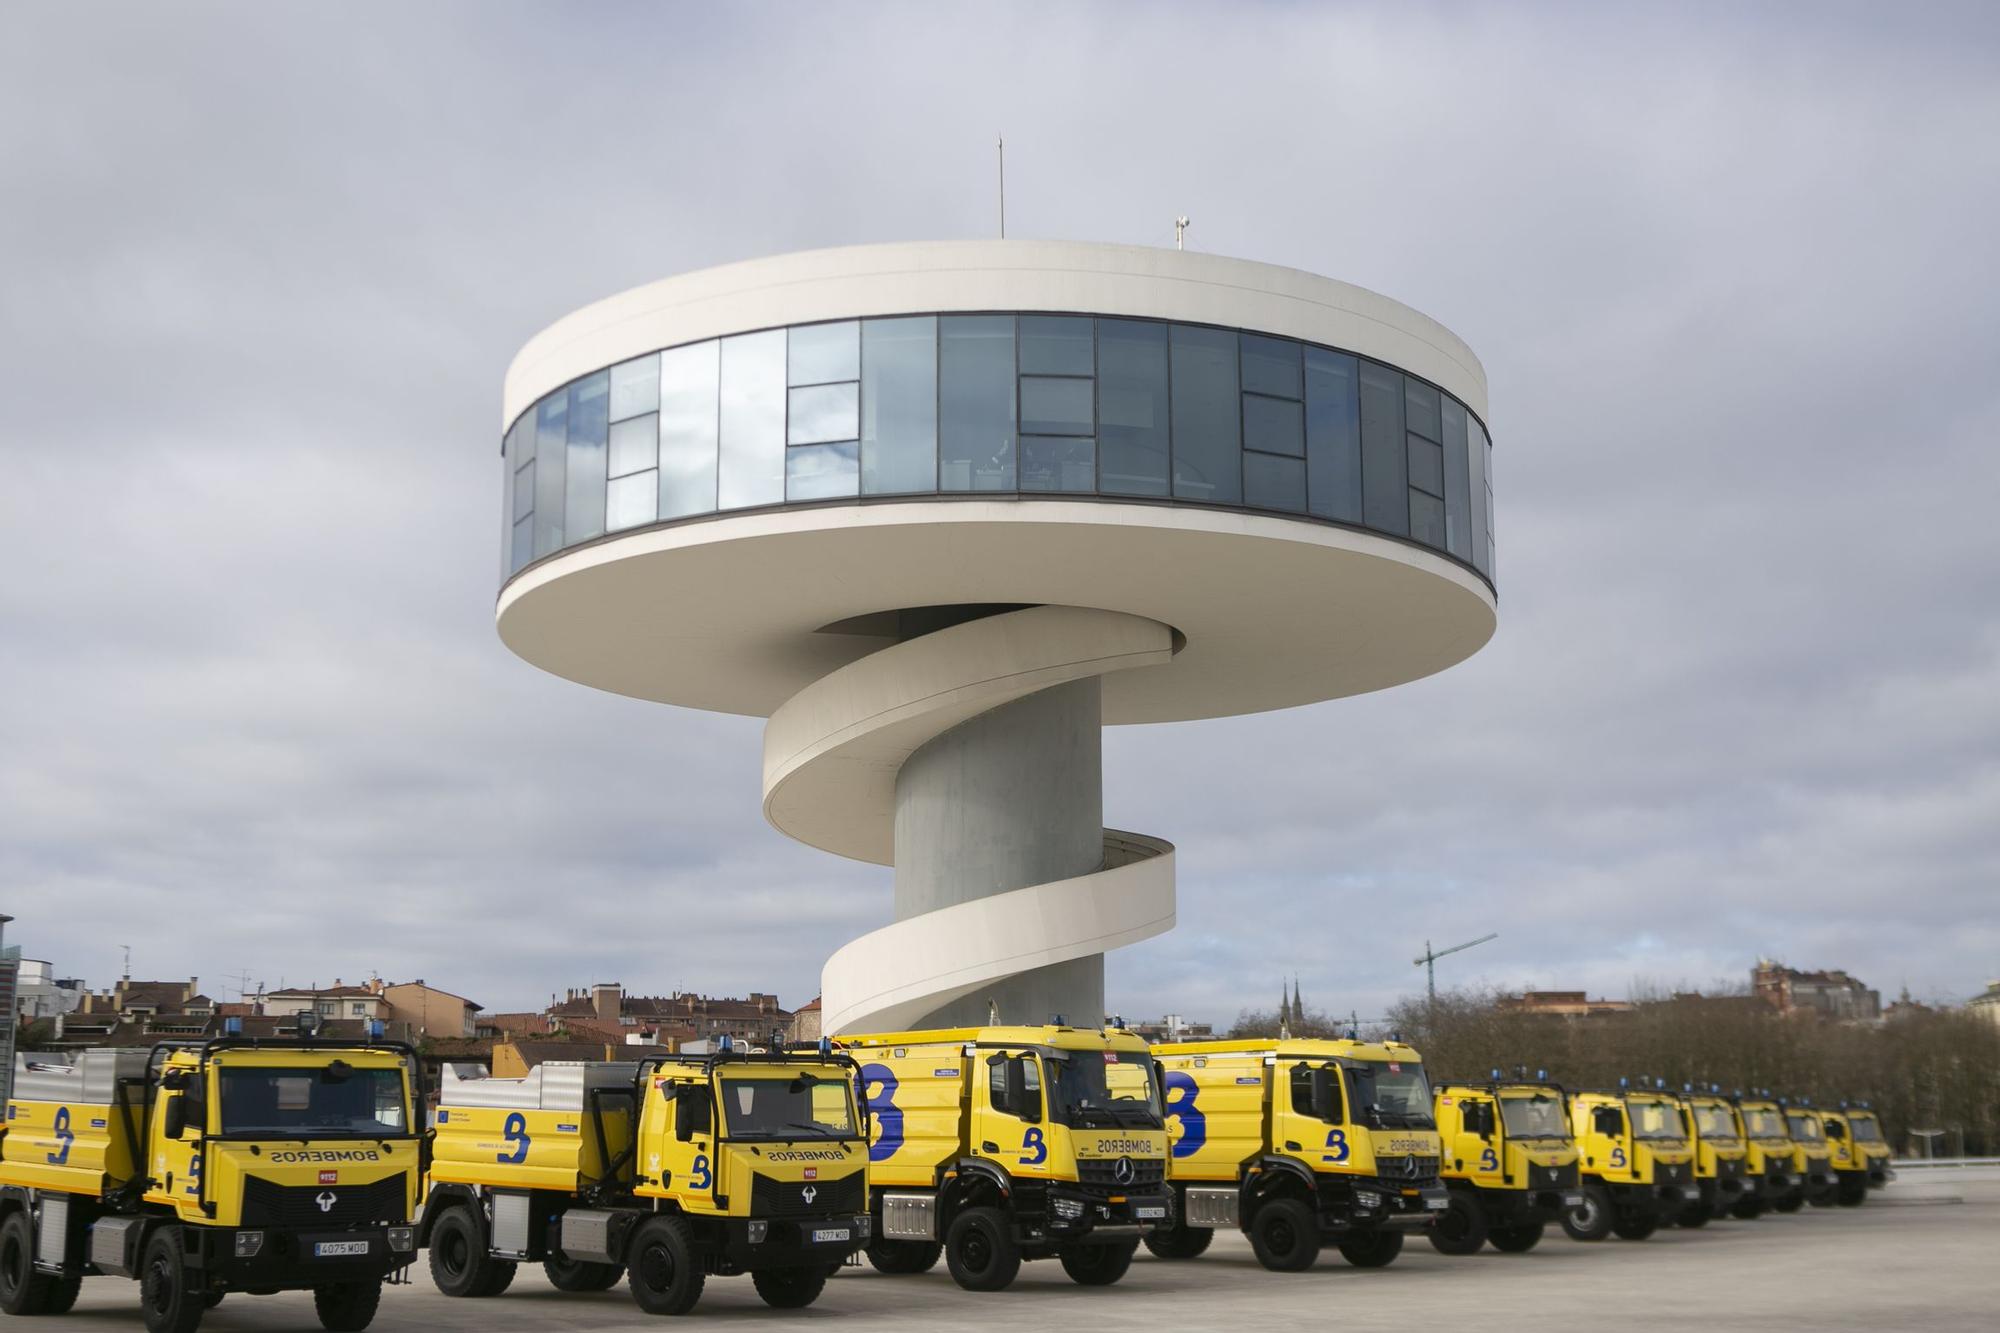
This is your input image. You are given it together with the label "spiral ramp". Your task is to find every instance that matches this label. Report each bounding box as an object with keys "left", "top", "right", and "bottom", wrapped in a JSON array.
[{"left": 762, "top": 605, "right": 1179, "bottom": 1035}]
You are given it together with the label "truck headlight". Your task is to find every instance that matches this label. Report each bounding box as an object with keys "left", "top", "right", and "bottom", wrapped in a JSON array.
[
  {"left": 746, "top": 1221, "right": 769, "bottom": 1244},
  {"left": 1052, "top": 1196, "right": 1085, "bottom": 1220},
  {"left": 234, "top": 1231, "right": 264, "bottom": 1258},
  {"left": 387, "top": 1227, "right": 416, "bottom": 1253},
  {"left": 1353, "top": 1190, "right": 1383, "bottom": 1211}
]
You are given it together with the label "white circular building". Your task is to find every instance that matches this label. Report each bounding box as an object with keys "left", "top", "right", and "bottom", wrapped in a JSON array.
[{"left": 494, "top": 241, "right": 1496, "bottom": 1035}]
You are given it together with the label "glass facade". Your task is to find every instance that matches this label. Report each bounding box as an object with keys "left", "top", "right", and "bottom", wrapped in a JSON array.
[{"left": 503, "top": 313, "right": 1495, "bottom": 589}]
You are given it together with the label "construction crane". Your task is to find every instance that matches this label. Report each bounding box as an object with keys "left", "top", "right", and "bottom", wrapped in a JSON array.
[{"left": 1415, "top": 933, "right": 1499, "bottom": 1004}]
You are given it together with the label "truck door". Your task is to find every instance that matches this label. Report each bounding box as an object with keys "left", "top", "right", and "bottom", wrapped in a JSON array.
[
  {"left": 149, "top": 1075, "right": 206, "bottom": 1218},
  {"left": 1456, "top": 1095, "right": 1500, "bottom": 1180},
  {"left": 656, "top": 1077, "right": 716, "bottom": 1207},
  {"left": 979, "top": 1051, "right": 1050, "bottom": 1177}
]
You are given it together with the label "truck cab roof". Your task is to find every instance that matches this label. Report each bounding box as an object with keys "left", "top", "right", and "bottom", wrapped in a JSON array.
[
  {"left": 1153, "top": 1037, "right": 1423, "bottom": 1063},
  {"left": 838, "top": 1025, "right": 1153, "bottom": 1055}
]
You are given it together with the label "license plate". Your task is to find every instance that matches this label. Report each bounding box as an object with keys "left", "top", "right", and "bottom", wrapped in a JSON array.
[
  {"left": 810, "top": 1227, "right": 850, "bottom": 1244},
  {"left": 1424, "top": 1195, "right": 1448, "bottom": 1211},
  {"left": 314, "top": 1241, "right": 370, "bottom": 1258},
  {"left": 1136, "top": 1206, "right": 1166, "bottom": 1220},
  {"left": 1562, "top": 1192, "right": 1585, "bottom": 1206}
]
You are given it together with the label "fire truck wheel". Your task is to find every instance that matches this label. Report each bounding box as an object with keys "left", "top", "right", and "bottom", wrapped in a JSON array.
[
  {"left": 1247, "top": 1198, "right": 1320, "bottom": 1272},
  {"left": 1560, "top": 1185, "right": 1613, "bottom": 1242},
  {"left": 42, "top": 1270, "right": 82, "bottom": 1314},
  {"left": 138, "top": 1228, "right": 205, "bottom": 1333},
  {"left": 427, "top": 1207, "right": 514, "bottom": 1299},
  {"left": 1772, "top": 1190, "right": 1806, "bottom": 1214},
  {"left": 1058, "top": 1240, "right": 1137, "bottom": 1286},
  {"left": 1427, "top": 1193, "right": 1488, "bottom": 1256},
  {"left": 312, "top": 1280, "right": 382, "bottom": 1333},
  {"left": 1337, "top": 1228, "right": 1404, "bottom": 1268},
  {"left": 751, "top": 1265, "right": 830, "bottom": 1309},
  {"left": 944, "top": 1207, "right": 1021, "bottom": 1292},
  {"left": 1837, "top": 1177, "right": 1869, "bottom": 1207},
  {"left": 0, "top": 1211, "right": 55, "bottom": 1316},
  {"left": 1729, "top": 1195, "right": 1764, "bottom": 1220},
  {"left": 1142, "top": 1224, "right": 1213, "bottom": 1260},
  {"left": 544, "top": 1254, "right": 624, "bottom": 1292},
  {"left": 627, "top": 1216, "right": 705, "bottom": 1316},
  {"left": 1487, "top": 1222, "right": 1544, "bottom": 1253},
  {"left": 863, "top": 1240, "right": 941, "bottom": 1274},
  {"left": 1676, "top": 1203, "right": 1711, "bottom": 1229},
  {"left": 1609, "top": 1210, "right": 1658, "bottom": 1241},
  {"left": 202, "top": 1291, "right": 225, "bottom": 1309}
]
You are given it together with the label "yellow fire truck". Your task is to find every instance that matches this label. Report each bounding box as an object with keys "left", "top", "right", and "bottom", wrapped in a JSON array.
[
  {"left": 1149, "top": 1038, "right": 1446, "bottom": 1272},
  {"left": 1781, "top": 1102, "right": 1837, "bottom": 1209},
  {"left": 1, "top": 1027, "right": 421, "bottom": 1333},
  {"left": 841, "top": 1024, "right": 1169, "bottom": 1292},
  {"left": 1822, "top": 1103, "right": 1893, "bottom": 1205},
  {"left": 421, "top": 1041, "right": 870, "bottom": 1315},
  {"left": 1727, "top": 1091, "right": 1797, "bottom": 1218},
  {"left": 1428, "top": 1072, "right": 1581, "bottom": 1254},
  {"left": 1561, "top": 1081, "right": 1695, "bottom": 1241},
  {"left": 1674, "top": 1085, "right": 1750, "bottom": 1226}
]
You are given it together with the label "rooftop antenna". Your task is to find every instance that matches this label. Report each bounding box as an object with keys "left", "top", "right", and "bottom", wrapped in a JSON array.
[
  {"left": 120, "top": 944, "right": 131, "bottom": 981},
  {"left": 997, "top": 134, "right": 1006, "bottom": 239},
  {"left": 1175, "top": 216, "right": 1190, "bottom": 251},
  {"left": 1415, "top": 933, "right": 1499, "bottom": 1006}
]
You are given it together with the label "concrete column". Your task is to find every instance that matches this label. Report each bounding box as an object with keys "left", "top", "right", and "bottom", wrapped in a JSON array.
[{"left": 893, "top": 676, "right": 1105, "bottom": 1028}]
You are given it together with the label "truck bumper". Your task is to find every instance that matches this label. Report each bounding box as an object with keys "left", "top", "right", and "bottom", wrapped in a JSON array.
[
  {"left": 1331, "top": 1181, "right": 1448, "bottom": 1230},
  {"left": 1043, "top": 1188, "right": 1172, "bottom": 1241},
  {"left": 718, "top": 1214, "right": 871, "bottom": 1268},
  {"left": 183, "top": 1224, "right": 416, "bottom": 1288}
]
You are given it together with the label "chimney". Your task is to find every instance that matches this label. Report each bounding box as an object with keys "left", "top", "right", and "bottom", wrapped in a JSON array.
[{"left": 593, "top": 983, "right": 622, "bottom": 1023}]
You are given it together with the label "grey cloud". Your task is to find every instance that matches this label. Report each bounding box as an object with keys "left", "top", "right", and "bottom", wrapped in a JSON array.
[{"left": 2, "top": 3, "right": 1995, "bottom": 1025}]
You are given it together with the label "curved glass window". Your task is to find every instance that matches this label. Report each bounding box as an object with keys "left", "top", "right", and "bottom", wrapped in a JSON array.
[{"left": 502, "top": 313, "right": 1494, "bottom": 590}]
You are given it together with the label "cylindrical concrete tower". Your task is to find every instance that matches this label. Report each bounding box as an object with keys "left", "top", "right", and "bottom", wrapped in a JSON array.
[{"left": 493, "top": 241, "right": 1497, "bottom": 1034}]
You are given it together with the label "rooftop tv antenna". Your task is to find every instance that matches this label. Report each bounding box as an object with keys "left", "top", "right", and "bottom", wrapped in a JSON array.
[
  {"left": 1416, "top": 933, "right": 1498, "bottom": 1004},
  {"left": 997, "top": 134, "right": 1006, "bottom": 238},
  {"left": 1175, "top": 216, "right": 1190, "bottom": 251},
  {"left": 120, "top": 944, "right": 130, "bottom": 981}
]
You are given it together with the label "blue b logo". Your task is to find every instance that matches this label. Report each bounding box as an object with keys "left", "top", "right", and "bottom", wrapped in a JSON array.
[
  {"left": 689, "top": 1154, "right": 712, "bottom": 1190},
  {"left": 1164, "top": 1072, "right": 1205, "bottom": 1158},
  {"left": 1020, "top": 1127, "right": 1047, "bottom": 1166},
  {"left": 48, "top": 1107, "right": 73, "bottom": 1166},
  {"left": 498, "top": 1112, "right": 530, "bottom": 1163},
  {"left": 861, "top": 1064, "right": 902, "bottom": 1163}
]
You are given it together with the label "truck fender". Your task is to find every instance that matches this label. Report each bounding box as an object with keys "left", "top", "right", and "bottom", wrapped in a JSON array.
[
  {"left": 941, "top": 1159, "right": 1011, "bottom": 1224},
  {"left": 418, "top": 1183, "right": 484, "bottom": 1247},
  {"left": 1245, "top": 1155, "right": 1318, "bottom": 1209}
]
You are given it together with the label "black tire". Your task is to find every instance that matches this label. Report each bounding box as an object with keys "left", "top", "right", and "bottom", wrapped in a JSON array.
[
  {"left": 943, "top": 1207, "right": 1020, "bottom": 1293},
  {"left": 312, "top": 1281, "right": 382, "bottom": 1333},
  {"left": 427, "top": 1206, "right": 514, "bottom": 1299},
  {"left": 0, "top": 1211, "right": 52, "bottom": 1316},
  {"left": 1427, "top": 1192, "right": 1488, "bottom": 1256},
  {"left": 1729, "top": 1195, "right": 1764, "bottom": 1220},
  {"left": 1058, "top": 1240, "right": 1136, "bottom": 1286},
  {"left": 1488, "top": 1222, "right": 1544, "bottom": 1253},
  {"left": 1610, "top": 1210, "right": 1658, "bottom": 1241},
  {"left": 201, "top": 1291, "right": 225, "bottom": 1310},
  {"left": 42, "top": 1271, "right": 83, "bottom": 1315},
  {"left": 1562, "top": 1184, "right": 1614, "bottom": 1242},
  {"left": 1142, "top": 1223, "right": 1214, "bottom": 1261},
  {"left": 1676, "top": 1203, "right": 1710, "bottom": 1229},
  {"left": 864, "top": 1239, "right": 942, "bottom": 1275},
  {"left": 1807, "top": 1180, "right": 1837, "bottom": 1208},
  {"left": 1837, "top": 1176, "right": 1869, "bottom": 1207},
  {"left": 1247, "top": 1197, "right": 1320, "bottom": 1272},
  {"left": 1337, "top": 1228, "right": 1404, "bottom": 1268},
  {"left": 1772, "top": 1189, "right": 1806, "bottom": 1214},
  {"left": 139, "top": 1228, "right": 205, "bottom": 1333},
  {"left": 544, "top": 1253, "right": 624, "bottom": 1292},
  {"left": 750, "top": 1266, "right": 829, "bottom": 1310},
  {"left": 627, "top": 1216, "right": 705, "bottom": 1317}
]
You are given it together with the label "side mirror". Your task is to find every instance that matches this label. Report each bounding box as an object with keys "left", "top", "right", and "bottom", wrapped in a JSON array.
[
  {"left": 1469, "top": 1102, "right": 1493, "bottom": 1137},
  {"left": 1003, "top": 1057, "right": 1041, "bottom": 1124},
  {"left": 1310, "top": 1067, "right": 1338, "bottom": 1121},
  {"left": 163, "top": 1096, "right": 188, "bottom": 1140},
  {"left": 674, "top": 1088, "right": 711, "bottom": 1140}
]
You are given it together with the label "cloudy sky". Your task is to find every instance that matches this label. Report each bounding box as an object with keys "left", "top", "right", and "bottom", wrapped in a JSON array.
[{"left": 4, "top": 3, "right": 1995, "bottom": 1026}]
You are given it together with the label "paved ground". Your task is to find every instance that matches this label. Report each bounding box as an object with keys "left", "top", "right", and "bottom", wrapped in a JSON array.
[{"left": 45, "top": 1169, "right": 1999, "bottom": 1331}]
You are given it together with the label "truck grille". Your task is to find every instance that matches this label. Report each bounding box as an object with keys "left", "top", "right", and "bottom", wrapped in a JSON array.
[
  {"left": 239, "top": 1176, "right": 406, "bottom": 1229},
  {"left": 1076, "top": 1158, "right": 1167, "bottom": 1188},
  {"left": 1528, "top": 1162, "right": 1578, "bottom": 1189},
  {"left": 748, "top": 1171, "right": 863, "bottom": 1219},
  {"left": 1375, "top": 1154, "right": 1440, "bottom": 1181},
  {"left": 1657, "top": 1162, "right": 1691, "bottom": 1184}
]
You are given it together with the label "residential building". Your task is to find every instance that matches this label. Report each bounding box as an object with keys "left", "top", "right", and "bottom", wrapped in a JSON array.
[
  {"left": 1967, "top": 979, "right": 2000, "bottom": 1029},
  {"left": 13, "top": 961, "right": 84, "bottom": 1018},
  {"left": 546, "top": 984, "right": 792, "bottom": 1046},
  {"left": 788, "top": 997, "right": 822, "bottom": 1045},
  {"left": 76, "top": 978, "right": 212, "bottom": 1019},
  {"left": 1129, "top": 1014, "right": 1213, "bottom": 1044},
  {"left": 262, "top": 982, "right": 385, "bottom": 1025},
  {"left": 1752, "top": 959, "right": 1881, "bottom": 1021},
  {"left": 1494, "top": 991, "right": 1635, "bottom": 1018},
  {"left": 372, "top": 979, "right": 481, "bottom": 1039}
]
